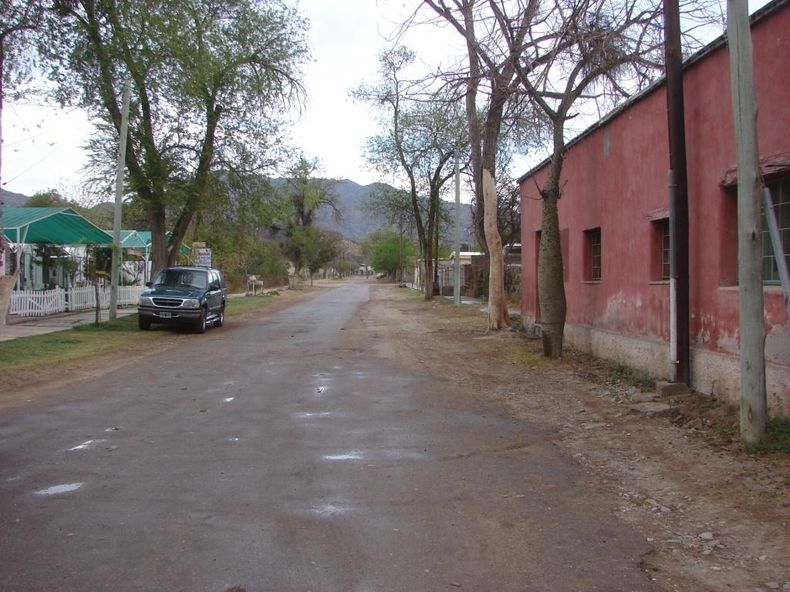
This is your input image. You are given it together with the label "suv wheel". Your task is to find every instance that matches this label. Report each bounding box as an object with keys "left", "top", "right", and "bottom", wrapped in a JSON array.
[
  {"left": 138, "top": 316, "right": 151, "bottom": 330},
  {"left": 214, "top": 306, "right": 225, "bottom": 328},
  {"left": 195, "top": 307, "right": 208, "bottom": 334}
]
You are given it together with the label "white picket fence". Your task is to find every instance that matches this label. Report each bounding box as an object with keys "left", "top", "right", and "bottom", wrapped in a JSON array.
[{"left": 9, "top": 286, "right": 145, "bottom": 317}]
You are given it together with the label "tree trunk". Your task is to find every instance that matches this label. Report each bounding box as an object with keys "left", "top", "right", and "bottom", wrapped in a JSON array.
[
  {"left": 423, "top": 241, "right": 434, "bottom": 301},
  {"left": 538, "top": 191, "right": 566, "bottom": 358},
  {"left": 483, "top": 169, "right": 509, "bottom": 328},
  {"left": 149, "top": 203, "right": 168, "bottom": 278},
  {"left": 0, "top": 269, "right": 19, "bottom": 329}
]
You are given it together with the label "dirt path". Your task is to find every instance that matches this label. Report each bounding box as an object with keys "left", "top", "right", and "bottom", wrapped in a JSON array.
[{"left": 355, "top": 284, "right": 789, "bottom": 592}]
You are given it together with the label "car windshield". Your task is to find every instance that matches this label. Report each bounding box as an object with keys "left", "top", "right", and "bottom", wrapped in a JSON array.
[{"left": 153, "top": 269, "right": 207, "bottom": 290}]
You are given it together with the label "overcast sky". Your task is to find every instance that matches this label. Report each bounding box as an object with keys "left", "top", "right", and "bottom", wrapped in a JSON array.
[{"left": 0, "top": 0, "right": 772, "bottom": 199}]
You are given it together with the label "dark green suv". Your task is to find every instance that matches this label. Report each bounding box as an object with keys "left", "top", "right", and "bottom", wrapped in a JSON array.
[{"left": 137, "top": 266, "right": 227, "bottom": 333}]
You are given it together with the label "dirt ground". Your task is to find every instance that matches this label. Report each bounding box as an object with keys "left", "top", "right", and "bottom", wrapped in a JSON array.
[
  {"left": 357, "top": 284, "right": 790, "bottom": 592},
  {"left": 2, "top": 281, "right": 788, "bottom": 591}
]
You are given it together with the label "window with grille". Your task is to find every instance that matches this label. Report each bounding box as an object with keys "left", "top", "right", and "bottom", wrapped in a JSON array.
[
  {"left": 584, "top": 227, "right": 602, "bottom": 282},
  {"left": 763, "top": 176, "right": 790, "bottom": 285},
  {"left": 651, "top": 218, "right": 670, "bottom": 281}
]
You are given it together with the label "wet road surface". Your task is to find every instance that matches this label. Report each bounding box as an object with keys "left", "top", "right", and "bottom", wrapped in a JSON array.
[{"left": 0, "top": 283, "right": 660, "bottom": 591}]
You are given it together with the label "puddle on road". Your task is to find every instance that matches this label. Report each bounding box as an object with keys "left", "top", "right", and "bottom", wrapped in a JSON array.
[
  {"left": 34, "top": 483, "right": 83, "bottom": 496},
  {"left": 311, "top": 503, "right": 354, "bottom": 517},
  {"left": 295, "top": 411, "right": 333, "bottom": 419},
  {"left": 383, "top": 449, "right": 427, "bottom": 461},
  {"left": 323, "top": 451, "right": 365, "bottom": 461},
  {"left": 68, "top": 439, "right": 105, "bottom": 452}
]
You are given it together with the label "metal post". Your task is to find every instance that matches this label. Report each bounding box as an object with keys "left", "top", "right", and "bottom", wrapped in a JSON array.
[
  {"left": 110, "top": 83, "right": 131, "bottom": 321},
  {"left": 454, "top": 153, "right": 461, "bottom": 305},
  {"left": 664, "top": 0, "right": 690, "bottom": 385},
  {"left": 763, "top": 187, "right": 790, "bottom": 317}
]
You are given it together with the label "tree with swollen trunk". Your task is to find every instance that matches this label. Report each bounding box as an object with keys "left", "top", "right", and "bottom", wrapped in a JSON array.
[
  {"left": 491, "top": 0, "right": 719, "bottom": 357},
  {"left": 353, "top": 46, "right": 468, "bottom": 301},
  {"left": 41, "top": 0, "right": 307, "bottom": 277},
  {"left": 512, "top": 0, "right": 666, "bottom": 357},
  {"left": 423, "top": 0, "right": 535, "bottom": 329}
]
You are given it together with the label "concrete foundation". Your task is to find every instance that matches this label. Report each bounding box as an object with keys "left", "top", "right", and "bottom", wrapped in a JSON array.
[{"left": 563, "top": 322, "right": 790, "bottom": 417}]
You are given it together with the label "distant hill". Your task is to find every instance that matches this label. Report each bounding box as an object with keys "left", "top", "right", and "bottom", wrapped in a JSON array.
[
  {"left": 0, "top": 189, "right": 29, "bottom": 207},
  {"left": 312, "top": 179, "right": 476, "bottom": 245}
]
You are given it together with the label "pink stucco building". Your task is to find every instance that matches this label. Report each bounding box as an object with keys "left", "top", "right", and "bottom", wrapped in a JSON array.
[{"left": 518, "top": 1, "right": 789, "bottom": 414}]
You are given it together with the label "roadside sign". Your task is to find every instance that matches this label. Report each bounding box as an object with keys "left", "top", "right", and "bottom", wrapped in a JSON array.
[{"left": 194, "top": 247, "right": 212, "bottom": 267}]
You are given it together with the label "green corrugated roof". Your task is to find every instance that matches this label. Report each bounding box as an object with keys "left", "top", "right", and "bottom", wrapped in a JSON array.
[{"left": 1, "top": 207, "right": 112, "bottom": 245}]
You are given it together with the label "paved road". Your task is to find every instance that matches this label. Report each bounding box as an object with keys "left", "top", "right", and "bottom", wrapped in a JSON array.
[{"left": 0, "top": 283, "right": 659, "bottom": 591}]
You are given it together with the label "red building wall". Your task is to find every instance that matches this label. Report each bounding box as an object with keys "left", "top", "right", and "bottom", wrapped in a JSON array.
[{"left": 519, "top": 4, "right": 790, "bottom": 413}]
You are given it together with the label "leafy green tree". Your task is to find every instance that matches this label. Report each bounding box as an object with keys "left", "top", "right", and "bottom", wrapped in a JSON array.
[
  {"left": 304, "top": 227, "right": 342, "bottom": 285},
  {"left": 283, "top": 226, "right": 341, "bottom": 285},
  {"left": 278, "top": 156, "right": 342, "bottom": 281},
  {"left": 193, "top": 172, "right": 287, "bottom": 287},
  {"left": 331, "top": 257, "right": 357, "bottom": 278},
  {"left": 26, "top": 189, "right": 69, "bottom": 207},
  {"left": 277, "top": 156, "right": 340, "bottom": 230},
  {"left": 41, "top": 0, "right": 308, "bottom": 276},
  {"left": 370, "top": 230, "right": 416, "bottom": 280}
]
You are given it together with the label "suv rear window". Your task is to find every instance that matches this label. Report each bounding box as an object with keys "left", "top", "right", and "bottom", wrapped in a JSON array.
[{"left": 153, "top": 269, "right": 208, "bottom": 289}]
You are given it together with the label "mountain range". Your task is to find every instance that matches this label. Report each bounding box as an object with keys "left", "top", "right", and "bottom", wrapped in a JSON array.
[
  {"left": 314, "top": 179, "right": 476, "bottom": 245},
  {"left": 0, "top": 189, "right": 30, "bottom": 208}
]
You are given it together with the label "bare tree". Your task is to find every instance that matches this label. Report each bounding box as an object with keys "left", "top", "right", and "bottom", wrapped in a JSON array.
[
  {"left": 423, "top": 0, "right": 545, "bottom": 329},
  {"left": 441, "top": 0, "right": 720, "bottom": 356},
  {"left": 353, "top": 46, "right": 467, "bottom": 300}
]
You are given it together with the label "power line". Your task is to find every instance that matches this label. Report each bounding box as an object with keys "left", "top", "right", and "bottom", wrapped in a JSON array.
[{"left": 1, "top": 144, "right": 63, "bottom": 187}]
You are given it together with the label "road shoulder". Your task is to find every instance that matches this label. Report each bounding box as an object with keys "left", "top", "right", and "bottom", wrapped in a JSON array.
[{"left": 345, "top": 284, "right": 790, "bottom": 592}]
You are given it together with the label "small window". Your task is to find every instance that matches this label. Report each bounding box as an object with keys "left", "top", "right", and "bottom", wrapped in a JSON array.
[
  {"left": 584, "top": 227, "right": 602, "bottom": 282},
  {"left": 763, "top": 177, "right": 790, "bottom": 285},
  {"left": 651, "top": 218, "right": 670, "bottom": 281}
]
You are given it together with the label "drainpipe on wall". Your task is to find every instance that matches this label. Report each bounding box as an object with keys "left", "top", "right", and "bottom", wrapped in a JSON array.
[{"left": 664, "top": 0, "right": 690, "bottom": 386}]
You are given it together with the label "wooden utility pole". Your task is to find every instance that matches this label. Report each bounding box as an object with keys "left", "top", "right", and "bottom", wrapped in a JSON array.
[
  {"left": 109, "top": 83, "right": 131, "bottom": 321},
  {"left": 727, "top": 0, "right": 766, "bottom": 444},
  {"left": 663, "top": 0, "right": 690, "bottom": 386}
]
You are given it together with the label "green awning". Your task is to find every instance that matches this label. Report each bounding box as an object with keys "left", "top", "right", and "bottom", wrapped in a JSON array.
[
  {"left": 1, "top": 207, "right": 112, "bottom": 245},
  {"left": 137, "top": 231, "right": 192, "bottom": 255},
  {"left": 104, "top": 229, "right": 148, "bottom": 250}
]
